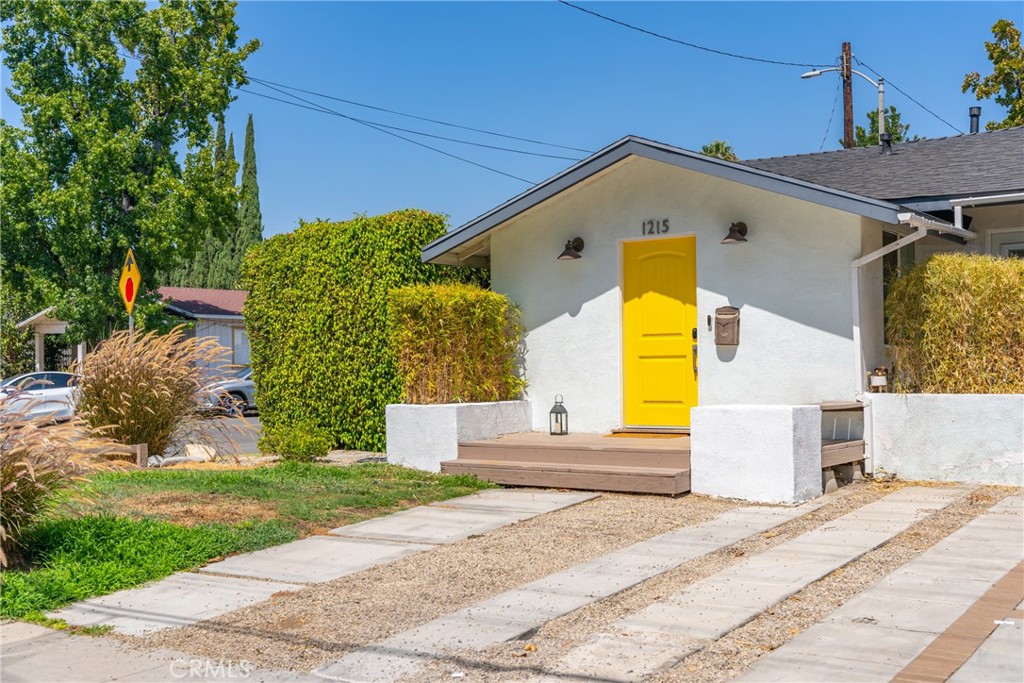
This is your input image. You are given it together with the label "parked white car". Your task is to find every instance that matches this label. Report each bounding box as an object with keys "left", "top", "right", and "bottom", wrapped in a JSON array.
[
  {"left": 0, "top": 371, "right": 79, "bottom": 421},
  {"left": 198, "top": 367, "right": 257, "bottom": 416}
]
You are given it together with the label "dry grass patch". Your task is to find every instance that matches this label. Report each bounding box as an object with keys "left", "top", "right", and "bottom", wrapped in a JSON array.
[{"left": 104, "top": 491, "right": 280, "bottom": 527}]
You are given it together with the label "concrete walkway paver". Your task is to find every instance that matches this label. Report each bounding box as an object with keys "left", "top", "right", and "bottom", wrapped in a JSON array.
[
  {"left": 312, "top": 501, "right": 827, "bottom": 683},
  {"left": 537, "top": 486, "right": 968, "bottom": 682},
  {"left": 47, "top": 572, "right": 303, "bottom": 637},
  {"left": 329, "top": 491, "right": 597, "bottom": 545},
  {"left": 0, "top": 621, "right": 319, "bottom": 683},
  {"left": 734, "top": 494, "right": 1024, "bottom": 683},
  {"left": 200, "top": 535, "right": 432, "bottom": 583},
  {"left": 45, "top": 490, "right": 597, "bottom": 636}
]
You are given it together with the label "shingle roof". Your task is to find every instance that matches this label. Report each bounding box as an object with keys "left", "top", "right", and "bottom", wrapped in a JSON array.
[
  {"left": 743, "top": 126, "right": 1024, "bottom": 203},
  {"left": 158, "top": 287, "right": 247, "bottom": 317}
]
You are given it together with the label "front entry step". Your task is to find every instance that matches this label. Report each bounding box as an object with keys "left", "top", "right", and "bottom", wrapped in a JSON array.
[
  {"left": 443, "top": 432, "right": 692, "bottom": 495},
  {"left": 442, "top": 458, "right": 690, "bottom": 495}
]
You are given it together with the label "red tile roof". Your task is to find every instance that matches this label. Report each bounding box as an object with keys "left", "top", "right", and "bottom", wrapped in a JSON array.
[{"left": 158, "top": 287, "right": 247, "bottom": 317}]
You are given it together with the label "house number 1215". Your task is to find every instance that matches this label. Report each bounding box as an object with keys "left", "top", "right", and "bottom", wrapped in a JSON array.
[{"left": 642, "top": 219, "right": 670, "bottom": 235}]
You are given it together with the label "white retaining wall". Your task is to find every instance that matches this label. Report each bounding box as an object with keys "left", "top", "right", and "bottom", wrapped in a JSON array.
[
  {"left": 386, "top": 400, "right": 531, "bottom": 472},
  {"left": 867, "top": 394, "right": 1024, "bottom": 486},
  {"left": 691, "top": 405, "right": 823, "bottom": 504}
]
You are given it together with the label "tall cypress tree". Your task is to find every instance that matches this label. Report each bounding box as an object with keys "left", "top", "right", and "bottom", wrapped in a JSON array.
[{"left": 236, "top": 114, "right": 263, "bottom": 263}]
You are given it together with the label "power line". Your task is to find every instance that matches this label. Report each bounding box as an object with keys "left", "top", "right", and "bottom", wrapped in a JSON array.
[
  {"left": 117, "top": 49, "right": 592, "bottom": 159},
  {"left": 239, "top": 86, "right": 582, "bottom": 161},
  {"left": 239, "top": 80, "right": 537, "bottom": 184},
  {"left": 819, "top": 76, "right": 842, "bottom": 151},
  {"left": 854, "top": 57, "right": 964, "bottom": 134},
  {"left": 557, "top": 0, "right": 831, "bottom": 69},
  {"left": 248, "top": 76, "right": 594, "bottom": 154}
]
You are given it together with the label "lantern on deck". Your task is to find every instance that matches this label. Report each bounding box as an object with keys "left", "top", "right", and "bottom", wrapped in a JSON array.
[{"left": 549, "top": 395, "right": 568, "bottom": 436}]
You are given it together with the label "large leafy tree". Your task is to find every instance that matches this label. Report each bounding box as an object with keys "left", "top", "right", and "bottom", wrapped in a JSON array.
[
  {"left": 0, "top": 1, "right": 259, "bottom": 343},
  {"left": 962, "top": 19, "right": 1024, "bottom": 130},
  {"left": 852, "top": 105, "right": 919, "bottom": 147}
]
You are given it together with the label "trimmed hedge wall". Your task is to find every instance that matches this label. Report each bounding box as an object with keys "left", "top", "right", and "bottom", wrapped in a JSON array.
[
  {"left": 390, "top": 283, "right": 526, "bottom": 405},
  {"left": 886, "top": 252, "right": 1024, "bottom": 393},
  {"left": 241, "top": 210, "right": 481, "bottom": 456}
]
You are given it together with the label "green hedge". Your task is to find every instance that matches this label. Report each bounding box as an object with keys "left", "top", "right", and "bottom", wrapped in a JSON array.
[
  {"left": 390, "top": 284, "right": 526, "bottom": 404},
  {"left": 241, "top": 210, "right": 480, "bottom": 456},
  {"left": 886, "top": 252, "right": 1024, "bottom": 393}
]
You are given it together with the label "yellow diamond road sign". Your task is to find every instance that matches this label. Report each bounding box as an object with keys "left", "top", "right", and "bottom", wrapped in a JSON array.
[{"left": 119, "top": 248, "right": 141, "bottom": 315}]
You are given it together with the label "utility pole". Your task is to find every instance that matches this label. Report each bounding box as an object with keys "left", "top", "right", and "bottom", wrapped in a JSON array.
[{"left": 841, "top": 42, "right": 854, "bottom": 149}]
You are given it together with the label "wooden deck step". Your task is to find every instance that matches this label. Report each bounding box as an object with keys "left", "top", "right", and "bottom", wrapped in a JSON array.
[
  {"left": 441, "top": 458, "right": 690, "bottom": 495},
  {"left": 822, "top": 439, "right": 866, "bottom": 468},
  {"left": 458, "top": 432, "right": 690, "bottom": 470}
]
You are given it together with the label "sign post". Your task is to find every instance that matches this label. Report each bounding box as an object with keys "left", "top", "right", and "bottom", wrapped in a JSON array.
[{"left": 119, "top": 248, "right": 141, "bottom": 333}]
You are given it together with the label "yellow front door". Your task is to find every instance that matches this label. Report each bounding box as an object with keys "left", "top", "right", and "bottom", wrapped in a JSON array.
[{"left": 622, "top": 236, "right": 698, "bottom": 428}]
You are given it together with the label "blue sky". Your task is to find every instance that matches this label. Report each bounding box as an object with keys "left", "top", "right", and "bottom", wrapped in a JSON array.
[{"left": 5, "top": 2, "right": 1022, "bottom": 237}]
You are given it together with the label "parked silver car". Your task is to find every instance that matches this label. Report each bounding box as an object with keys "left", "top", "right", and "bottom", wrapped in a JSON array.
[
  {"left": 0, "top": 371, "right": 79, "bottom": 421},
  {"left": 199, "top": 367, "right": 257, "bottom": 416}
]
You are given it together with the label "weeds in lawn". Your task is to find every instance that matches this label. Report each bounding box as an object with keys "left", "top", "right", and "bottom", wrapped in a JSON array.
[{"left": 1, "top": 461, "right": 492, "bottom": 619}]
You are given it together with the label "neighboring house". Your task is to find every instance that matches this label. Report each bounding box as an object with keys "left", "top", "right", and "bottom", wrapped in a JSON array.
[
  {"left": 15, "top": 307, "right": 87, "bottom": 372},
  {"left": 12, "top": 288, "right": 250, "bottom": 375},
  {"left": 158, "top": 287, "right": 251, "bottom": 367},
  {"left": 423, "top": 126, "right": 1023, "bottom": 435}
]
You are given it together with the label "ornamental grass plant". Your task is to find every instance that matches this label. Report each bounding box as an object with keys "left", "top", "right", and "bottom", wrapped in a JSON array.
[
  {"left": 390, "top": 283, "right": 527, "bottom": 404},
  {"left": 0, "top": 396, "right": 126, "bottom": 567},
  {"left": 74, "top": 326, "right": 244, "bottom": 459},
  {"left": 886, "top": 252, "right": 1024, "bottom": 393}
]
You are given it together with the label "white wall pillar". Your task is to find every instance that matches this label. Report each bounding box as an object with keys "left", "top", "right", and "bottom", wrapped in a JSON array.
[
  {"left": 691, "top": 405, "right": 823, "bottom": 504},
  {"left": 34, "top": 331, "right": 45, "bottom": 371}
]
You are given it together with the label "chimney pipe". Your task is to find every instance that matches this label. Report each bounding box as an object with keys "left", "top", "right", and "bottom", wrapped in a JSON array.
[
  {"left": 880, "top": 132, "right": 893, "bottom": 154},
  {"left": 969, "top": 107, "right": 981, "bottom": 134}
]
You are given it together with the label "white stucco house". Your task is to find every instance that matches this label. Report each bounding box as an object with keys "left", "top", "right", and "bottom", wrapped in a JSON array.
[{"left": 395, "top": 125, "right": 1023, "bottom": 500}]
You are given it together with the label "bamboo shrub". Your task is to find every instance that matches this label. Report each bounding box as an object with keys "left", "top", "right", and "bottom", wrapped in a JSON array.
[
  {"left": 886, "top": 252, "right": 1024, "bottom": 393},
  {"left": 74, "top": 326, "right": 241, "bottom": 457},
  {"left": 389, "top": 284, "right": 527, "bottom": 404}
]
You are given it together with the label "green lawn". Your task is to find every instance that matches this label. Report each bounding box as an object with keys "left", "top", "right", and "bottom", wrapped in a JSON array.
[{"left": 1, "top": 461, "right": 492, "bottom": 621}]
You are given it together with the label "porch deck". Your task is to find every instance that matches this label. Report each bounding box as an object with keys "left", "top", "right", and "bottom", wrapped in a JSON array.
[
  {"left": 441, "top": 430, "right": 866, "bottom": 496},
  {"left": 442, "top": 432, "right": 691, "bottom": 495}
]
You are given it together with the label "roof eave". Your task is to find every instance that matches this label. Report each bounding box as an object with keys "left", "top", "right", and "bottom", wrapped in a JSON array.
[{"left": 422, "top": 136, "right": 904, "bottom": 264}]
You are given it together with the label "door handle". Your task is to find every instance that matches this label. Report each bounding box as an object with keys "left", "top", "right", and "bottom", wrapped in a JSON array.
[{"left": 692, "top": 343, "right": 698, "bottom": 376}]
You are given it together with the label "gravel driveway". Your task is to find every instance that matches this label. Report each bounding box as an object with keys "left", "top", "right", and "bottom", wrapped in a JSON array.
[{"left": 138, "top": 480, "right": 1018, "bottom": 681}]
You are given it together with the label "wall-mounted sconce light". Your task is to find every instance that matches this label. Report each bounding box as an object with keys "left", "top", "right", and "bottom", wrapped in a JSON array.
[
  {"left": 557, "top": 237, "right": 585, "bottom": 260},
  {"left": 721, "top": 222, "right": 748, "bottom": 244}
]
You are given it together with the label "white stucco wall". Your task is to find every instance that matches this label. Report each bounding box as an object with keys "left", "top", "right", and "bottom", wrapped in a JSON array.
[
  {"left": 867, "top": 394, "right": 1024, "bottom": 486},
  {"left": 386, "top": 400, "right": 532, "bottom": 472},
  {"left": 490, "top": 157, "right": 864, "bottom": 433},
  {"left": 691, "top": 405, "right": 823, "bottom": 504}
]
